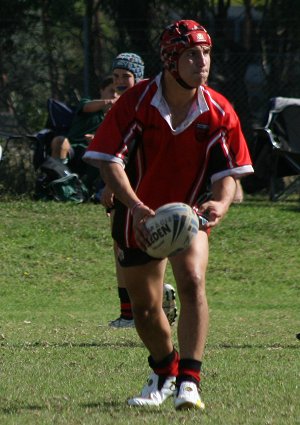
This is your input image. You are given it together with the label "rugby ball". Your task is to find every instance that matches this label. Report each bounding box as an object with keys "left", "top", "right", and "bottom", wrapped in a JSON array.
[{"left": 145, "top": 202, "right": 199, "bottom": 258}]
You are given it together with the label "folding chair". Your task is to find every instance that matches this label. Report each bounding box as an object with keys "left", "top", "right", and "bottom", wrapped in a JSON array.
[
  {"left": 253, "top": 97, "right": 300, "bottom": 201},
  {"left": 32, "top": 99, "right": 76, "bottom": 170},
  {"left": 1, "top": 99, "right": 76, "bottom": 171},
  {"left": 46, "top": 98, "right": 75, "bottom": 135}
]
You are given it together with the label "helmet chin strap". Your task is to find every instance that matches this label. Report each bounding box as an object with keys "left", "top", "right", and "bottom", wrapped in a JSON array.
[
  {"left": 175, "top": 77, "right": 195, "bottom": 90},
  {"left": 164, "top": 64, "right": 197, "bottom": 90}
]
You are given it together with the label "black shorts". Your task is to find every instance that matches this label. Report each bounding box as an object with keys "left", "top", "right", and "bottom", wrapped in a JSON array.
[{"left": 116, "top": 245, "right": 163, "bottom": 267}]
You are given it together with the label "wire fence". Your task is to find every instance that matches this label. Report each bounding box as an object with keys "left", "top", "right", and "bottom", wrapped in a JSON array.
[{"left": 1, "top": 15, "right": 300, "bottom": 195}]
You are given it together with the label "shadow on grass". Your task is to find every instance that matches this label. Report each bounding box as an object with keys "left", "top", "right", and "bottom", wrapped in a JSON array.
[
  {"left": 0, "top": 403, "right": 44, "bottom": 414},
  {"left": 0, "top": 399, "right": 167, "bottom": 418},
  {"left": 1, "top": 401, "right": 167, "bottom": 417},
  {"left": 0, "top": 340, "right": 143, "bottom": 349},
  {"left": 79, "top": 400, "right": 164, "bottom": 415},
  {"left": 211, "top": 342, "right": 299, "bottom": 349},
  {"left": 278, "top": 203, "right": 300, "bottom": 213},
  {"left": 1, "top": 340, "right": 298, "bottom": 350}
]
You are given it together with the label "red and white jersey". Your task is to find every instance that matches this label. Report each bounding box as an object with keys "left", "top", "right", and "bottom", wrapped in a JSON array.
[{"left": 84, "top": 74, "right": 253, "bottom": 248}]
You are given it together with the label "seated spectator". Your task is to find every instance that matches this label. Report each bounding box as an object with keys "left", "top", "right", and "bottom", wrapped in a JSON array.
[{"left": 50, "top": 76, "right": 118, "bottom": 191}]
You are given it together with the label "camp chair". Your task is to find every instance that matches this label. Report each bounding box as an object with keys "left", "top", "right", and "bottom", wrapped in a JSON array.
[
  {"left": 45, "top": 98, "right": 75, "bottom": 135},
  {"left": 33, "top": 99, "right": 76, "bottom": 170},
  {"left": 253, "top": 97, "right": 300, "bottom": 201},
  {"left": 0, "top": 99, "right": 75, "bottom": 170}
]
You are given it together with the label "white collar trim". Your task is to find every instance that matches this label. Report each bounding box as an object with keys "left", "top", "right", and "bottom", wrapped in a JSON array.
[{"left": 151, "top": 73, "right": 209, "bottom": 135}]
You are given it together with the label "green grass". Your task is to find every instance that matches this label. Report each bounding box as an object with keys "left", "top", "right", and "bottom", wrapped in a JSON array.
[{"left": 0, "top": 197, "right": 299, "bottom": 424}]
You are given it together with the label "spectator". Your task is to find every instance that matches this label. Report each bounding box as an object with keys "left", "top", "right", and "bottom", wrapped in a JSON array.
[
  {"left": 50, "top": 75, "right": 119, "bottom": 192},
  {"left": 84, "top": 19, "right": 253, "bottom": 410},
  {"left": 98, "top": 53, "right": 177, "bottom": 328}
]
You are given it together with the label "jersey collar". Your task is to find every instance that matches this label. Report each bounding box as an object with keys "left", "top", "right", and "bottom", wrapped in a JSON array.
[{"left": 151, "top": 73, "right": 209, "bottom": 135}]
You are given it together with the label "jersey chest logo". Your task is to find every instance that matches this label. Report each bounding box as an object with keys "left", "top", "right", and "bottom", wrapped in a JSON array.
[{"left": 195, "top": 122, "right": 210, "bottom": 142}]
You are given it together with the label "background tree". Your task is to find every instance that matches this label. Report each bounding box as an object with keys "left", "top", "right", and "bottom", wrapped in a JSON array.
[
  {"left": 259, "top": 0, "right": 300, "bottom": 97},
  {"left": 0, "top": 0, "right": 300, "bottom": 137}
]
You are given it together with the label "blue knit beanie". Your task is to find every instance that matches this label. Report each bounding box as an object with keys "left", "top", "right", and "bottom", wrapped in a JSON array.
[{"left": 112, "top": 53, "right": 144, "bottom": 82}]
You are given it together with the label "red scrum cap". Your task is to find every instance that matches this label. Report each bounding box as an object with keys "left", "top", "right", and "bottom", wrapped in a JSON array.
[{"left": 160, "top": 20, "right": 212, "bottom": 88}]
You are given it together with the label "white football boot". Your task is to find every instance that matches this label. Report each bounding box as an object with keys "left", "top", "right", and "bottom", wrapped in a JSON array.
[
  {"left": 174, "top": 381, "right": 205, "bottom": 410},
  {"left": 162, "top": 283, "right": 177, "bottom": 326},
  {"left": 128, "top": 373, "right": 176, "bottom": 407},
  {"left": 107, "top": 283, "right": 176, "bottom": 329},
  {"left": 108, "top": 317, "right": 135, "bottom": 328}
]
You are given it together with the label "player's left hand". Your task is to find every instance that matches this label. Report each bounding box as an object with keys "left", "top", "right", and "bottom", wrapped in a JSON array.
[{"left": 197, "top": 200, "right": 229, "bottom": 228}]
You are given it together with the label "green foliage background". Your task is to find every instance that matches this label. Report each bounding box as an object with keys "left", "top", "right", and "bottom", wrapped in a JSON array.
[{"left": 1, "top": 0, "right": 300, "bottom": 134}]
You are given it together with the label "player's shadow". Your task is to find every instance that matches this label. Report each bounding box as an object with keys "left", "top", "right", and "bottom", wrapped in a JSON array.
[{"left": 79, "top": 400, "right": 164, "bottom": 414}]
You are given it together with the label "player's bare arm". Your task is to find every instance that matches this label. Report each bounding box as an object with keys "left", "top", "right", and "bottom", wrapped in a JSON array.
[
  {"left": 99, "top": 161, "right": 139, "bottom": 208},
  {"left": 99, "top": 160, "right": 154, "bottom": 248},
  {"left": 198, "top": 175, "right": 236, "bottom": 228}
]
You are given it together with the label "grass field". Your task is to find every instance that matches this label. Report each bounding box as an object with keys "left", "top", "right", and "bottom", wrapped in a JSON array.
[{"left": 0, "top": 197, "right": 299, "bottom": 424}]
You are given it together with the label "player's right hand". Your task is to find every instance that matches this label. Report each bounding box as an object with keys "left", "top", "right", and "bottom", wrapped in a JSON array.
[
  {"left": 131, "top": 203, "right": 155, "bottom": 251},
  {"left": 100, "top": 186, "right": 114, "bottom": 209}
]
